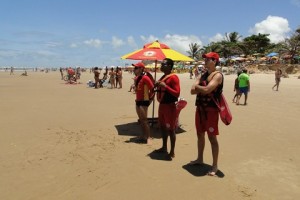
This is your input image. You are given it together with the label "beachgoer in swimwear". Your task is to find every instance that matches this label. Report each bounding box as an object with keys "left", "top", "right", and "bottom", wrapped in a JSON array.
[
  {"left": 94, "top": 67, "right": 100, "bottom": 88},
  {"left": 232, "top": 70, "right": 242, "bottom": 103},
  {"left": 116, "top": 67, "right": 123, "bottom": 89},
  {"left": 109, "top": 67, "right": 116, "bottom": 89},
  {"left": 132, "top": 62, "right": 154, "bottom": 144},
  {"left": 272, "top": 68, "right": 282, "bottom": 91},
  {"left": 59, "top": 67, "right": 64, "bottom": 80}
]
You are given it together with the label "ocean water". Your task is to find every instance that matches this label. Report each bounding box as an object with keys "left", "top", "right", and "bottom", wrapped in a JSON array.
[{"left": 0, "top": 67, "right": 58, "bottom": 72}]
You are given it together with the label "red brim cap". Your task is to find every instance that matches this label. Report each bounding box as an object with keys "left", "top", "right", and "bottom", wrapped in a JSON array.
[
  {"left": 132, "top": 62, "right": 145, "bottom": 68},
  {"left": 202, "top": 52, "right": 219, "bottom": 62}
]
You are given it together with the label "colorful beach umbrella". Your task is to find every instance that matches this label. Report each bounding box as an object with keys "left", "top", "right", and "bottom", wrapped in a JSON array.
[
  {"left": 121, "top": 40, "right": 194, "bottom": 62},
  {"left": 121, "top": 40, "right": 194, "bottom": 82}
]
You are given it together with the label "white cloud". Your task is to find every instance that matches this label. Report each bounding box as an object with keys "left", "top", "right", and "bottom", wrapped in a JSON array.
[
  {"left": 84, "top": 39, "right": 103, "bottom": 48},
  {"left": 0, "top": 49, "right": 20, "bottom": 57},
  {"left": 291, "top": 0, "right": 300, "bottom": 7},
  {"left": 45, "top": 42, "right": 61, "bottom": 47},
  {"left": 140, "top": 35, "right": 159, "bottom": 44},
  {"left": 209, "top": 33, "right": 224, "bottom": 43},
  {"left": 70, "top": 43, "right": 77, "bottom": 48},
  {"left": 127, "top": 36, "right": 138, "bottom": 49},
  {"left": 36, "top": 50, "right": 57, "bottom": 57},
  {"left": 162, "top": 34, "right": 203, "bottom": 53},
  {"left": 111, "top": 36, "right": 125, "bottom": 48},
  {"left": 139, "top": 34, "right": 202, "bottom": 53},
  {"left": 249, "top": 16, "right": 291, "bottom": 43}
]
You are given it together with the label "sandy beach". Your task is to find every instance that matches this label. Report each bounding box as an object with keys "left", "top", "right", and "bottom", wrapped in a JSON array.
[{"left": 0, "top": 70, "right": 299, "bottom": 200}]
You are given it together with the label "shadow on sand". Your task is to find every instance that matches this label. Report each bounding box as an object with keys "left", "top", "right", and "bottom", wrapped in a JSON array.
[
  {"left": 182, "top": 163, "right": 225, "bottom": 178},
  {"left": 115, "top": 121, "right": 161, "bottom": 139},
  {"left": 115, "top": 120, "right": 186, "bottom": 144},
  {"left": 147, "top": 149, "right": 172, "bottom": 161}
]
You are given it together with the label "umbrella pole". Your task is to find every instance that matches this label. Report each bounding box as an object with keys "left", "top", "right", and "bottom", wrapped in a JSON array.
[{"left": 150, "top": 60, "right": 157, "bottom": 126}]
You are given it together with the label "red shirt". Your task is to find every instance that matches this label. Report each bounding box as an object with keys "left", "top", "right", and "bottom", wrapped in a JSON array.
[
  {"left": 157, "top": 74, "right": 180, "bottom": 103},
  {"left": 67, "top": 68, "right": 75, "bottom": 75},
  {"left": 135, "top": 75, "right": 154, "bottom": 101}
]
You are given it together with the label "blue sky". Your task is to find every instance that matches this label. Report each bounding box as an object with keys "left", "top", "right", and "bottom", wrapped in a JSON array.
[{"left": 0, "top": 0, "right": 300, "bottom": 67}]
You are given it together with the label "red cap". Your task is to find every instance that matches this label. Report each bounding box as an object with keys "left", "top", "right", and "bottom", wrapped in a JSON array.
[
  {"left": 202, "top": 52, "right": 219, "bottom": 62},
  {"left": 132, "top": 62, "right": 145, "bottom": 68}
]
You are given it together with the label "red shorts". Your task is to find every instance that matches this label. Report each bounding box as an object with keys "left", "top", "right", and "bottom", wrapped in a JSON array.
[
  {"left": 158, "top": 103, "right": 176, "bottom": 130},
  {"left": 195, "top": 106, "right": 219, "bottom": 135}
]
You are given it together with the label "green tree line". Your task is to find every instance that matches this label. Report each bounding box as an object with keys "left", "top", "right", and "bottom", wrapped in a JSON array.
[{"left": 187, "top": 27, "right": 300, "bottom": 64}]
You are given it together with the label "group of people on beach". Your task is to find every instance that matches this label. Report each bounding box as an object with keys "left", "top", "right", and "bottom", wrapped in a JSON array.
[
  {"left": 60, "top": 67, "right": 82, "bottom": 84},
  {"left": 231, "top": 65, "right": 282, "bottom": 106},
  {"left": 132, "top": 52, "right": 224, "bottom": 176},
  {"left": 92, "top": 66, "right": 123, "bottom": 89},
  {"left": 56, "top": 53, "right": 283, "bottom": 177}
]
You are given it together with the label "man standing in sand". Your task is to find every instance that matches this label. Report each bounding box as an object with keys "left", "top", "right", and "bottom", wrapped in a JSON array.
[
  {"left": 190, "top": 52, "right": 223, "bottom": 176},
  {"left": 133, "top": 62, "right": 154, "bottom": 144},
  {"left": 116, "top": 67, "right": 123, "bottom": 89},
  {"left": 59, "top": 67, "right": 64, "bottom": 80},
  {"left": 272, "top": 68, "right": 282, "bottom": 91},
  {"left": 232, "top": 70, "right": 242, "bottom": 103},
  {"left": 10, "top": 67, "right": 14, "bottom": 75},
  {"left": 155, "top": 58, "right": 180, "bottom": 160},
  {"left": 236, "top": 68, "right": 250, "bottom": 105},
  {"left": 93, "top": 67, "right": 101, "bottom": 88},
  {"left": 109, "top": 67, "right": 116, "bottom": 89}
]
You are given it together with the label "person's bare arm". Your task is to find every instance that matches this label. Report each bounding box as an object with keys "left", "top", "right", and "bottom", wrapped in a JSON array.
[
  {"left": 191, "top": 73, "right": 222, "bottom": 95},
  {"left": 247, "top": 80, "right": 250, "bottom": 92},
  {"left": 190, "top": 76, "right": 201, "bottom": 95}
]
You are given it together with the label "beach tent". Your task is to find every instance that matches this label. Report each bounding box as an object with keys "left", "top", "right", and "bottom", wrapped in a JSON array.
[
  {"left": 219, "top": 57, "right": 226, "bottom": 63},
  {"left": 267, "top": 52, "right": 278, "bottom": 57},
  {"left": 294, "top": 55, "right": 300, "bottom": 60},
  {"left": 233, "top": 57, "right": 246, "bottom": 61}
]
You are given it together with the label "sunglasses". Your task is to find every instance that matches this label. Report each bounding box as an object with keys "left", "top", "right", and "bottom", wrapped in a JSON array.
[{"left": 134, "top": 67, "right": 139, "bottom": 70}]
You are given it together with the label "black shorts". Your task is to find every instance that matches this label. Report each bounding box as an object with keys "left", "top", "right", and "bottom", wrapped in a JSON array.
[{"left": 136, "top": 100, "right": 150, "bottom": 107}]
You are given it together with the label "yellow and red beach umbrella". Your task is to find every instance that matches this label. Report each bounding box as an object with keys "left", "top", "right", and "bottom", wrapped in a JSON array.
[
  {"left": 121, "top": 40, "right": 194, "bottom": 81},
  {"left": 121, "top": 40, "right": 194, "bottom": 62}
]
